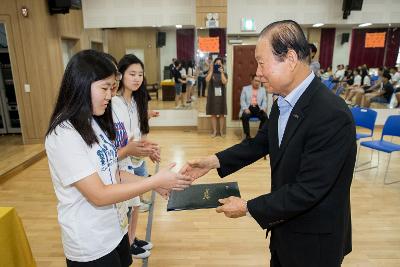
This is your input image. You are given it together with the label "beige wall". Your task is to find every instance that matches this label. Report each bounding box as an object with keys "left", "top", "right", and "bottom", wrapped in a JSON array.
[
  {"left": 0, "top": 1, "right": 105, "bottom": 144},
  {"left": 196, "top": 0, "right": 227, "bottom": 28},
  {"left": 307, "top": 28, "right": 321, "bottom": 61},
  {"left": 106, "top": 28, "right": 160, "bottom": 84}
]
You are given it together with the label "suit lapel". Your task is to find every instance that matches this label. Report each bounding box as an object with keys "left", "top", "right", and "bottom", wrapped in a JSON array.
[
  {"left": 268, "top": 100, "right": 280, "bottom": 165},
  {"left": 270, "top": 77, "right": 320, "bottom": 171}
]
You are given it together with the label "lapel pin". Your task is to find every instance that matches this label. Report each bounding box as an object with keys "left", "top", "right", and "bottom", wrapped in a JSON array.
[{"left": 293, "top": 114, "right": 299, "bottom": 119}]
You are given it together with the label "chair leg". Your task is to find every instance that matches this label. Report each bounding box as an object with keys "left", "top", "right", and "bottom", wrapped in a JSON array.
[
  {"left": 355, "top": 137, "right": 374, "bottom": 169},
  {"left": 355, "top": 147, "right": 379, "bottom": 173},
  {"left": 374, "top": 151, "right": 380, "bottom": 181},
  {"left": 384, "top": 154, "right": 400, "bottom": 185},
  {"left": 354, "top": 143, "right": 361, "bottom": 177}
]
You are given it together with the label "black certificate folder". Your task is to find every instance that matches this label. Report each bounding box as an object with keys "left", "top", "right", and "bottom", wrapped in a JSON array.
[{"left": 167, "top": 182, "right": 241, "bottom": 211}]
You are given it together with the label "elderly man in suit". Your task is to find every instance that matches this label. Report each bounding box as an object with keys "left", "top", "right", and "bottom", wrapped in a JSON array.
[
  {"left": 181, "top": 20, "right": 356, "bottom": 267},
  {"left": 240, "top": 74, "right": 268, "bottom": 139}
]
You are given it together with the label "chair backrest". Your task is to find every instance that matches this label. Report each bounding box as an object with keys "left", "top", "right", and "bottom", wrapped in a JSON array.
[
  {"left": 323, "top": 80, "right": 333, "bottom": 90},
  {"left": 350, "top": 107, "right": 377, "bottom": 134},
  {"left": 382, "top": 115, "right": 400, "bottom": 140},
  {"left": 249, "top": 116, "right": 260, "bottom": 122}
]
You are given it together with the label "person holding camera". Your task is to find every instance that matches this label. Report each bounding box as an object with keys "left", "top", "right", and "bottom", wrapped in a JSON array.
[{"left": 205, "top": 57, "right": 227, "bottom": 137}]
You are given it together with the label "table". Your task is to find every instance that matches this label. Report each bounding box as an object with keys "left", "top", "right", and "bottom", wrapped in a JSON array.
[
  {"left": 0, "top": 207, "right": 36, "bottom": 267},
  {"left": 160, "top": 79, "right": 175, "bottom": 101}
]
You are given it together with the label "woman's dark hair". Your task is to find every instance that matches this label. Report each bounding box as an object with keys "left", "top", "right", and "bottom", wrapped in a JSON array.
[
  {"left": 174, "top": 60, "right": 181, "bottom": 67},
  {"left": 260, "top": 20, "right": 310, "bottom": 62},
  {"left": 309, "top": 43, "right": 317, "bottom": 54},
  {"left": 117, "top": 54, "right": 149, "bottom": 134},
  {"left": 382, "top": 71, "right": 391, "bottom": 80},
  {"left": 102, "top": 52, "right": 118, "bottom": 66},
  {"left": 46, "top": 49, "right": 117, "bottom": 146},
  {"left": 213, "top": 57, "right": 223, "bottom": 65},
  {"left": 187, "top": 60, "right": 194, "bottom": 69}
]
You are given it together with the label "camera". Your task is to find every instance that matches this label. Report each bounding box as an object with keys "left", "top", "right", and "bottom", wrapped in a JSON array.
[{"left": 213, "top": 64, "right": 221, "bottom": 73}]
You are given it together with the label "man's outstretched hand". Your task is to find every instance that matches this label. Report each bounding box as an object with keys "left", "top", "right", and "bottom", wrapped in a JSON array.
[{"left": 179, "top": 155, "right": 220, "bottom": 180}]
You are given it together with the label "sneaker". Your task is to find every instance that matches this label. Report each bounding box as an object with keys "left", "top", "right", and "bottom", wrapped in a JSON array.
[
  {"left": 139, "top": 202, "right": 150, "bottom": 213},
  {"left": 134, "top": 238, "right": 153, "bottom": 250},
  {"left": 130, "top": 244, "right": 151, "bottom": 259}
]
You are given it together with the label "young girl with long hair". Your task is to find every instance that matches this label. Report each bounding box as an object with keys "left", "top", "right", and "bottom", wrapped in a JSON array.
[
  {"left": 45, "top": 50, "right": 191, "bottom": 266},
  {"left": 112, "top": 54, "right": 161, "bottom": 258}
]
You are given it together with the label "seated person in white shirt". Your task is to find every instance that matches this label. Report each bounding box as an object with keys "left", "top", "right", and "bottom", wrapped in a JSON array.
[
  {"left": 332, "top": 64, "right": 345, "bottom": 83},
  {"left": 239, "top": 74, "right": 268, "bottom": 139},
  {"left": 345, "top": 68, "right": 370, "bottom": 105},
  {"left": 390, "top": 66, "right": 400, "bottom": 90},
  {"left": 344, "top": 69, "right": 362, "bottom": 99},
  {"left": 353, "top": 68, "right": 384, "bottom": 107}
]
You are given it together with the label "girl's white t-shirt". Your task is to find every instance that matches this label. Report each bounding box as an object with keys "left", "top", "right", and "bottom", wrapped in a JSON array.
[
  {"left": 45, "top": 120, "right": 128, "bottom": 262},
  {"left": 112, "top": 96, "right": 143, "bottom": 169},
  {"left": 187, "top": 67, "right": 195, "bottom": 83},
  {"left": 180, "top": 67, "right": 187, "bottom": 78},
  {"left": 363, "top": 75, "right": 371, "bottom": 87},
  {"left": 353, "top": 75, "right": 362, "bottom": 86}
]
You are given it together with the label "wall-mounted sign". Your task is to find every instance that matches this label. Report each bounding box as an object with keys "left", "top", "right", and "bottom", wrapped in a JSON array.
[
  {"left": 206, "top": 13, "right": 219, "bottom": 28},
  {"left": 365, "top": 32, "right": 386, "bottom": 48},
  {"left": 198, "top": 37, "right": 220, "bottom": 53},
  {"left": 241, "top": 18, "right": 255, "bottom": 32}
]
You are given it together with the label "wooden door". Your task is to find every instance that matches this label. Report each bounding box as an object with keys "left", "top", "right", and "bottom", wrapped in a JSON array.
[{"left": 232, "top": 45, "right": 257, "bottom": 120}]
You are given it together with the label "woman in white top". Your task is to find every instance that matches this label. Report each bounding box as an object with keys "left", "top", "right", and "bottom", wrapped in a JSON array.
[
  {"left": 345, "top": 68, "right": 371, "bottom": 105},
  {"left": 45, "top": 50, "right": 191, "bottom": 267},
  {"left": 112, "top": 54, "right": 160, "bottom": 259},
  {"left": 179, "top": 62, "right": 188, "bottom": 107},
  {"left": 186, "top": 60, "right": 196, "bottom": 103}
]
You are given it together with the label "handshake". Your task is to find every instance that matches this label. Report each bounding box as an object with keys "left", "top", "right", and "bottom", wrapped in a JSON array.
[{"left": 151, "top": 155, "right": 248, "bottom": 219}]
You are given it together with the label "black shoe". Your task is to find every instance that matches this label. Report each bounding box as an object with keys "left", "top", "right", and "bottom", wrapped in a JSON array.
[
  {"left": 134, "top": 238, "right": 153, "bottom": 250},
  {"left": 130, "top": 244, "right": 150, "bottom": 259}
]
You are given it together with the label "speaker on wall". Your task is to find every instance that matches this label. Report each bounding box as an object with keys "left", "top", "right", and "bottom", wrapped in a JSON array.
[
  {"left": 342, "top": 0, "right": 363, "bottom": 19},
  {"left": 341, "top": 33, "right": 350, "bottom": 44},
  {"left": 157, "top": 32, "right": 166, "bottom": 48},
  {"left": 48, "top": 0, "right": 81, "bottom": 15}
]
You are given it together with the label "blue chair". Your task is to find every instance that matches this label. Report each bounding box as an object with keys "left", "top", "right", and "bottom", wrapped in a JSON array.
[
  {"left": 322, "top": 79, "right": 335, "bottom": 90},
  {"left": 351, "top": 107, "right": 377, "bottom": 169},
  {"left": 350, "top": 107, "right": 377, "bottom": 141},
  {"left": 356, "top": 115, "right": 400, "bottom": 184},
  {"left": 370, "top": 75, "right": 379, "bottom": 86},
  {"left": 249, "top": 116, "right": 260, "bottom": 123}
]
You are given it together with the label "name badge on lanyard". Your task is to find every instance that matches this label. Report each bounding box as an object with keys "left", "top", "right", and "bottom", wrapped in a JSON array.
[
  {"left": 214, "top": 87, "right": 222, "bottom": 97},
  {"left": 113, "top": 170, "right": 129, "bottom": 231},
  {"left": 115, "top": 201, "right": 129, "bottom": 232}
]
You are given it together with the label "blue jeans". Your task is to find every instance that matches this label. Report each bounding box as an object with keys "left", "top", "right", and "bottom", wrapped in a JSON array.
[
  {"left": 175, "top": 83, "right": 182, "bottom": 95},
  {"left": 132, "top": 161, "right": 148, "bottom": 177}
]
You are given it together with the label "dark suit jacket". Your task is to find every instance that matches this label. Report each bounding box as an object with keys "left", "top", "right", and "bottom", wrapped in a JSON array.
[{"left": 216, "top": 77, "right": 356, "bottom": 267}]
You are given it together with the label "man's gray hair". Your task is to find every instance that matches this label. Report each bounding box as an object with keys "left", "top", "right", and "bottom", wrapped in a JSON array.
[{"left": 259, "top": 20, "right": 310, "bottom": 62}]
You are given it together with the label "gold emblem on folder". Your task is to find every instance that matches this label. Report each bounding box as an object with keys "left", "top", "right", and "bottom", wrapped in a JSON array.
[{"left": 203, "top": 188, "right": 210, "bottom": 200}]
